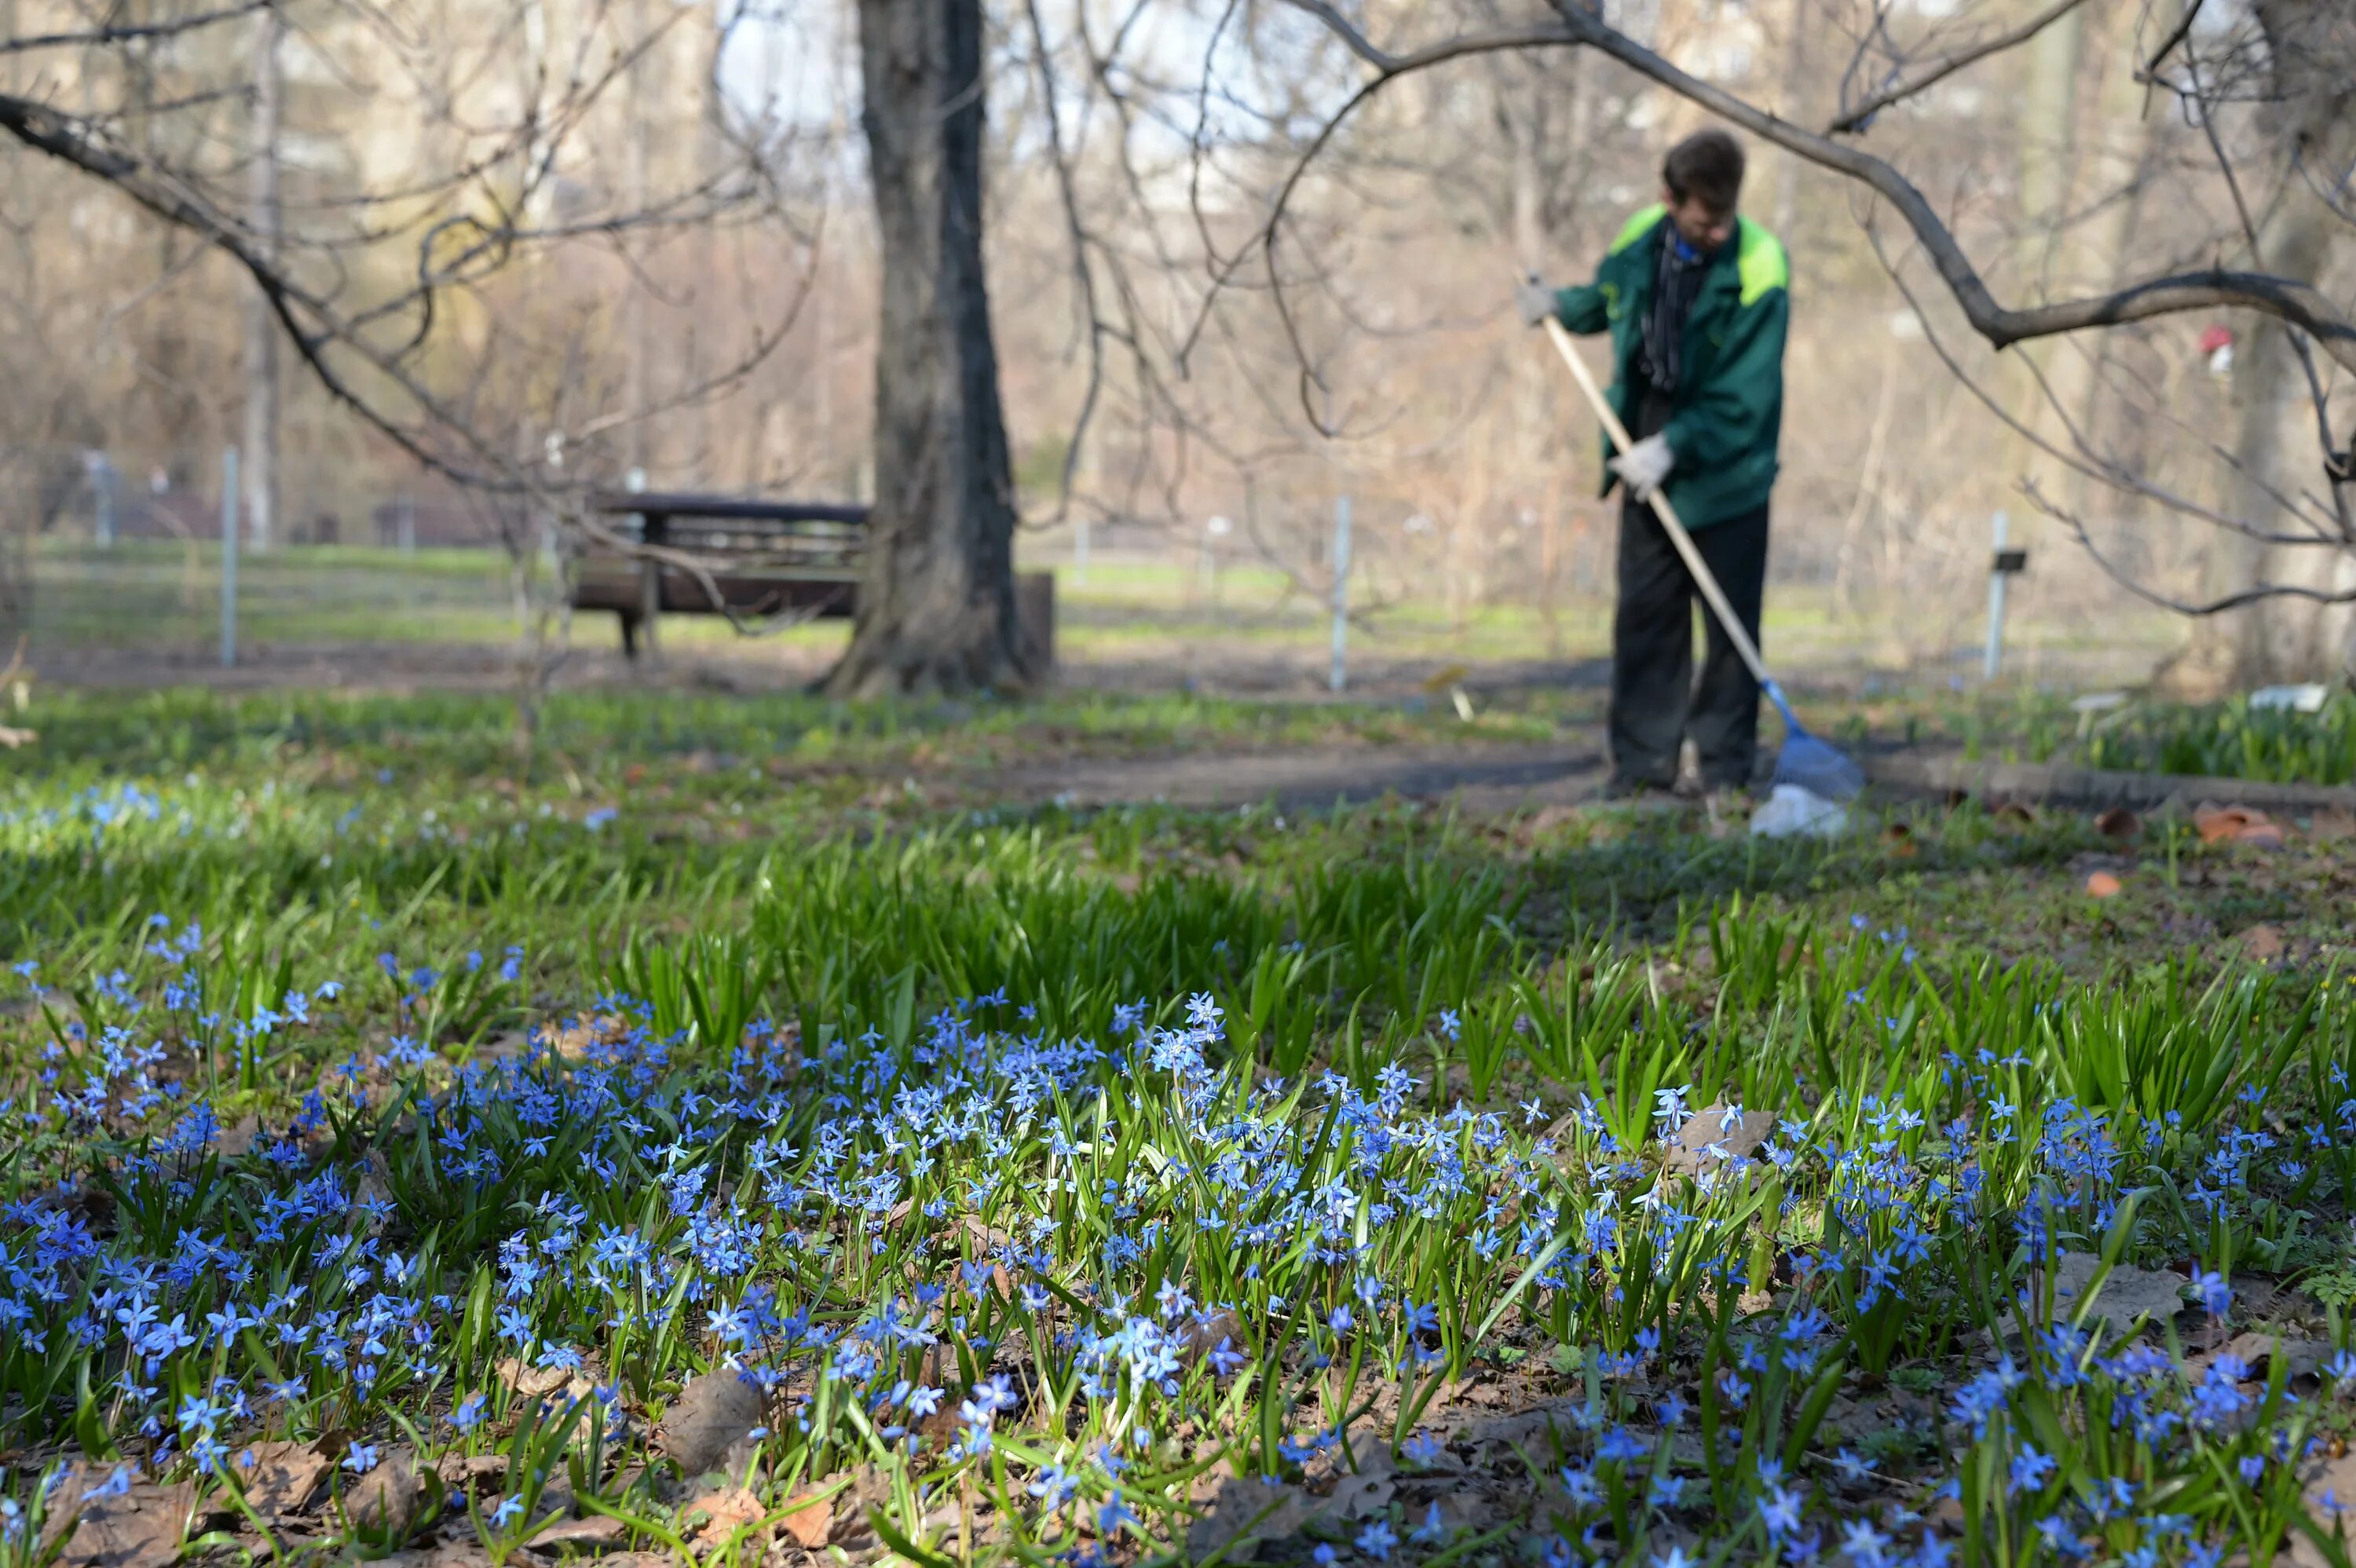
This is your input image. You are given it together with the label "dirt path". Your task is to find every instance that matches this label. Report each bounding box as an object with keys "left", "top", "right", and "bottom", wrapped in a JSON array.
[
  {"left": 997, "top": 741, "right": 1615, "bottom": 812},
  {"left": 30, "top": 638, "right": 1616, "bottom": 704}
]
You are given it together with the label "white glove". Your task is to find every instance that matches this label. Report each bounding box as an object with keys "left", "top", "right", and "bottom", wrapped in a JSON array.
[
  {"left": 1608, "top": 432, "right": 1675, "bottom": 501},
  {"left": 1515, "top": 280, "right": 1557, "bottom": 328}
]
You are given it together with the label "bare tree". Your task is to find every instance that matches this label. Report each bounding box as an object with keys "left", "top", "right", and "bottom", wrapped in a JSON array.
[
  {"left": 1169, "top": 0, "right": 2356, "bottom": 678},
  {"left": 825, "top": 0, "right": 1029, "bottom": 696},
  {"left": 240, "top": 1, "right": 280, "bottom": 552},
  {"left": 2, "top": 0, "right": 833, "bottom": 687},
  {"left": 10, "top": 0, "right": 2353, "bottom": 696}
]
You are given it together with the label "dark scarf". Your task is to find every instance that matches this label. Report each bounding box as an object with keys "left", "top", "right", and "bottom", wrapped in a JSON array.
[{"left": 1639, "top": 225, "right": 1712, "bottom": 397}]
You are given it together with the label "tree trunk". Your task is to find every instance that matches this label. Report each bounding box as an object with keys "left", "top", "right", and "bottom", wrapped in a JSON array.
[
  {"left": 2156, "top": 2, "right": 2356, "bottom": 695},
  {"left": 825, "top": 0, "right": 1029, "bottom": 698},
  {"left": 241, "top": 3, "right": 283, "bottom": 553},
  {"left": 1768, "top": 0, "right": 1809, "bottom": 245}
]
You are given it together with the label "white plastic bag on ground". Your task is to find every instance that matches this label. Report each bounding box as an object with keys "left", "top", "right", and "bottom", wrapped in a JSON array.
[
  {"left": 2249, "top": 683, "right": 2329, "bottom": 714},
  {"left": 1750, "top": 783, "right": 1848, "bottom": 839}
]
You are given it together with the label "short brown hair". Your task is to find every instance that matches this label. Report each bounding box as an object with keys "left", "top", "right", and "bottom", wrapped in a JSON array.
[{"left": 1663, "top": 130, "right": 1745, "bottom": 212}]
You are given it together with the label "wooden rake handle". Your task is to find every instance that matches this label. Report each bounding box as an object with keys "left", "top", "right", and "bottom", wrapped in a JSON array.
[{"left": 1538, "top": 310, "right": 1777, "bottom": 700}]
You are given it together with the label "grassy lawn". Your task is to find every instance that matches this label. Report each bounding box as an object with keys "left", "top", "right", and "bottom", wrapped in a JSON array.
[
  {"left": 22, "top": 543, "right": 2189, "bottom": 691},
  {"left": 4, "top": 688, "right": 2356, "bottom": 1566}
]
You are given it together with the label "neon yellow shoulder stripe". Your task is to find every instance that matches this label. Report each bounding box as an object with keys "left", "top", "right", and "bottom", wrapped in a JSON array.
[
  {"left": 1737, "top": 219, "right": 1789, "bottom": 306},
  {"left": 1608, "top": 203, "right": 1667, "bottom": 255}
]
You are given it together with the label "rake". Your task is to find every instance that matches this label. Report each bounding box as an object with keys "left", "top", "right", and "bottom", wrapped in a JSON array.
[{"left": 1538, "top": 309, "right": 1863, "bottom": 801}]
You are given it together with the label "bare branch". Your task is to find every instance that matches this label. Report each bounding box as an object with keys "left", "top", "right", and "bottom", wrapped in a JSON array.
[
  {"left": 2029, "top": 481, "right": 2356, "bottom": 616},
  {"left": 1829, "top": 0, "right": 2091, "bottom": 135},
  {"left": 1871, "top": 223, "right": 2339, "bottom": 548},
  {"left": 1263, "top": 0, "right": 2356, "bottom": 375},
  {"left": 0, "top": 1, "right": 267, "bottom": 57}
]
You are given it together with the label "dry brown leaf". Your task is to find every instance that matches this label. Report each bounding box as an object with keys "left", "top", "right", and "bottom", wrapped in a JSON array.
[
  {"left": 339, "top": 1450, "right": 424, "bottom": 1534},
  {"left": 2094, "top": 806, "right": 2141, "bottom": 839},
  {"left": 934, "top": 1212, "right": 1013, "bottom": 1277},
  {"left": 688, "top": 1486, "right": 768, "bottom": 1547},
  {"left": 2208, "top": 1330, "right": 2332, "bottom": 1385},
  {"left": 541, "top": 1014, "right": 628, "bottom": 1062},
  {"left": 42, "top": 1472, "right": 209, "bottom": 1568},
  {"left": 2195, "top": 803, "right": 2285, "bottom": 848},
  {"left": 232, "top": 1439, "right": 331, "bottom": 1519},
  {"left": 2310, "top": 807, "right": 2356, "bottom": 840},
  {"left": 777, "top": 1485, "right": 836, "bottom": 1548},
  {"left": 1662, "top": 1103, "right": 1779, "bottom": 1183},
  {"left": 213, "top": 1115, "right": 265, "bottom": 1158},
  {"left": 1879, "top": 823, "right": 1918, "bottom": 857},
  {"left": 1178, "top": 1309, "right": 1252, "bottom": 1369},
  {"left": 2085, "top": 872, "right": 2123, "bottom": 899},
  {"left": 1185, "top": 1462, "right": 1333, "bottom": 1563},
  {"left": 1326, "top": 1444, "right": 1398, "bottom": 1521},
  {"left": 2051, "top": 1252, "right": 2186, "bottom": 1339},
  {"left": 495, "top": 1356, "right": 593, "bottom": 1405},
  {"left": 2240, "top": 924, "right": 2288, "bottom": 963},
  {"left": 532, "top": 1513, "right": 630, "bottom": 1552},
  {"left": 657, "top": 1371, "right": 766, "bottom": 1475},
  {"left": 434, "top": 1454, "right": 508, "bottom": 1493}
]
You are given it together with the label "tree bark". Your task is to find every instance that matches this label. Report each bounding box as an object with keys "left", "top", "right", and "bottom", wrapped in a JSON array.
[
  {"left": 826, "top": 0, "right": 1030, "bottom": 698},
  {"left": 241, "top": 2, "right": 282, "bottom": 553},
  {"left": 1767, "top": 0, "right": 1809, "bottom": 245},
  {"left": 2157, "top": 2, "right": 2356, "bottom": 694}
]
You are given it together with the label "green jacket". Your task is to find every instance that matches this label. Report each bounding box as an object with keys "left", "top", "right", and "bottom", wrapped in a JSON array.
[{"left": 1552, "top": 205, "right": 1790, "bottom": 529}]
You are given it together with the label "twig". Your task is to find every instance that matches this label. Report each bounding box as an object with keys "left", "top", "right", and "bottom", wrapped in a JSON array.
[
  {"left": 2029, "top": 480, "right": 2356, "bottom": 616},
  {"left": 1829, "top": 0, "right": 2091, "bottom": 135}
]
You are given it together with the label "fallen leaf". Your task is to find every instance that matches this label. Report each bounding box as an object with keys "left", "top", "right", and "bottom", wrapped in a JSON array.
[
  {"left": 213, "top": 1115, "right": 265, "bottom": 1158},
  {"left": 657, "top": 1371, "right": 766, "bottom": 1475},
  {"left": 687, "top": 1486, "right": 767, "bottom": 1547},
  {"left": 2094, "top": 806, "right": 2141, "bottom": 839},
  {"left": 540, "top": 1014, "right": 628, "bottom": 1062},
  {"left": 1992, "top": 801, "right": 2037, "bottom": 825},
  {"left": 777, "top": 1485, "right": 836, "bottom": 1549},
  {"left": 2310, "top": 807, "right": 2356, "bottom": 841},
  {"left": 2085, "top": 872, "right": 2123, "bottom": 899},
  {"left": 532, "top": 1513, "right": 629, "bottom": 1552},
  {"left": 1662, "top": 1103, "right": 1779, "bottom": 1183},
  {"left": 1185, "top": 1465, "right": 1333, "bottom": 1562},
  {"left": 1523, "top": 804, "right": 1582, "bottom": 839},
  {"left": 2296, "top": 1447, "right": 2356, "bottom": 1563},
  {"left": 338, "top": 1450, "right": 424, "bottom": 1535},
  {"left": 44, "top": 1473, "right": 210, "bottom": 1568},
  {"left": 371, "top": 1545, "right": 498, "bottom": 1567},
  {"left": 2193, "top": 802, "right": 2241, "bottom": 842},
  {"left": 0, "top": 726, "right": 35, "bottom": 748},
  {"left": 495, "top": 1356, "right": 594, "bottom": 1405},
  {"left": 1178, "top": 1309, "right": 1253, "bottom": 1369},
  {"left": 2239, "top": 924, "right": 2287, "bottom": 963},
  {"left": 2208, "top": 1331, "right": 2332, "bottom": 1386},
  {"left": 1879, "top": 823, "right": 1918, "bottom": 857},
  {"left": 2195, "top": 803, "right": 2285, "bottom": 848},
  {"left": 931, "top": 1213, "right": 1014, "bottom": 1296},
  {"left": 1325, "top": 1443, "right": 1398, "bottom": 1521},
  {"left": 2051, "top": 1252, "right": 2186, "bottom": 1340},
  {"left": 232, "top": 1439, "right": 331, "bottom": 1519},
  {"left": 434, "top": 1454, "right": 508, "bottom": 1494}
]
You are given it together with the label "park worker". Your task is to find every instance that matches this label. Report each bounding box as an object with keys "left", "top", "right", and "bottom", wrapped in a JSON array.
[{"left": 1516, "top": 127, "right": 1790, "bottom": 800}]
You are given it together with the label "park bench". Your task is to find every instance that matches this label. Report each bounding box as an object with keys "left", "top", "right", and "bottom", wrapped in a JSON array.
[{"left": 573, "top": 491, "right": 1053, "bottom": 667}]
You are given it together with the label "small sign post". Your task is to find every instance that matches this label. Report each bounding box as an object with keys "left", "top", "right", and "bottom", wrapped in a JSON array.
[
  {"left": 1329, "top": 495, "right": 1352, "bottom": 694},
  {"left": 220, "top": 446, "right": 240, "bottom": 669},
  {"left": 1984, "top": 510, "right": 2028, "bottom": 682}
]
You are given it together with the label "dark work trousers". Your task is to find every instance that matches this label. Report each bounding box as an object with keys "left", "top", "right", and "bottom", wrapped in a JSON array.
[{"left": 1609, "top": 497, "right": 1770, "bottom": 791}]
